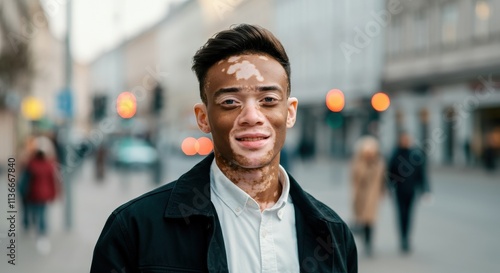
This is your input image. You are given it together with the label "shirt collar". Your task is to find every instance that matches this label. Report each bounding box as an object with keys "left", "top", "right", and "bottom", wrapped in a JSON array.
[{"left": 210, "top": 160, "right": 291, "bottom": 216}]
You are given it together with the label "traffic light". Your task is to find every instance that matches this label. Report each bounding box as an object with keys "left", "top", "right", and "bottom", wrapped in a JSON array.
[
  {"left": 116, "top": 92, "right": 137, "bottom": 119},
  {"left": 326, "top": 111, "right": 344, "bottom": 129},
  {"left": 326, "top": 89, "right": 345, "bottom": 112},
  {"left": 152, "top": 85, "right": 164, "bottom": 115},
  {"left": 92, "top": 95, "right": 107, "bottom": 122}
]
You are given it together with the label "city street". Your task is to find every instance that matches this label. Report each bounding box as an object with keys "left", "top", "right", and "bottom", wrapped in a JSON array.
[{"left": 1, "top": 153, "right": 499, "bottom": 273}]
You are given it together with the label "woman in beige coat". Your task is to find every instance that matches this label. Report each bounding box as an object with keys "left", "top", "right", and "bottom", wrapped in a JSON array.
[{"left": 351, "top": 136, "right": 386, "bottom": 256}]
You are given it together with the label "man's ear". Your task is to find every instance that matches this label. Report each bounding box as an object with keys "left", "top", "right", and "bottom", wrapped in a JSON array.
[
  {"left": 194, "top": 103, "right": 211, "bottom": 133},
  {"left": 286, "top": 97, "right": 298, "bottom": 128}
]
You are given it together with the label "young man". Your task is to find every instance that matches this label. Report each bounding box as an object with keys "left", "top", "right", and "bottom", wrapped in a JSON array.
[{"left": 91, "top": 24, "right": 357, "bottom": 273}]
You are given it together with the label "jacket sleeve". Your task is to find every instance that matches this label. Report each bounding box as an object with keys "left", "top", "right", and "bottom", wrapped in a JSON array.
[{"left": 90, "top": 211, "right": 137, "bottom": 273}]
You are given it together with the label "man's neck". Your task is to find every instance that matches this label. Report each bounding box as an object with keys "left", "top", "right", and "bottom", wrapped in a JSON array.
[{"left": 216, "top": 159, "right": 283, "bottom": 211}]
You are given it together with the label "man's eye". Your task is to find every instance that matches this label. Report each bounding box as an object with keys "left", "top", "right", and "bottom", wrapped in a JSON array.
[
  {"left": 222, "top": 99, "right": 236, "bottom": 105},
  {"left": 263, "top": 97, "right": 277, "bottom": 103}
]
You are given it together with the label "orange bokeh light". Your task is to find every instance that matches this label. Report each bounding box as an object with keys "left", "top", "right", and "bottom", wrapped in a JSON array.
[
  {"left": 197, "top": 137, "right": 214, "bottom": 155},
  {"left": 371, "top": 92, "right": 390, "bottom": 112},
  {"left": 181, "top": 137, "right": 214, "bottom": 156},
  {"left": 181, "top": 137, "right": 198, "bottom": 156},
  {"left": 116, "top": 92, "right": 137, "bottom": 118},
  {"left": 326, "top": 89, "right": 345, "bottom": 112}
]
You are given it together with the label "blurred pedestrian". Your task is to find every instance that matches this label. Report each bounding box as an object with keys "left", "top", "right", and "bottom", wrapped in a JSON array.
[
  {"left": 351, "top": 136, "right": 385, "bottom": 256},
  {"left": 463, "top": 138, "right": 471, "bottom": 166},
  {"left": 482, "top": 132, "right": 496, "bottom": 172},
  {"left": 388, "top": 132, "right": 430, "bottom": 254},
  {"left": 23, "top": 149, "right": 60, "bottom": 255},
  {"left": 95, "top": 144, "right": 107, "bottom": 180},
  {"left": 91, "top": 24, "right": 357, "bottom": 273}
]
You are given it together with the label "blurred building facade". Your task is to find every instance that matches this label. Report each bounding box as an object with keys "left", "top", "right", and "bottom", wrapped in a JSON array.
[
  {"left": 0, "top": 0, "right": 64, "bottom": 163},
  {"left": 0, "top": 0, "right": 90, "bottom": 166},
  {"left": 89, "top": 0, "right": 388, "bottom": 159},
  {"left": 380, "top": 0, "right": 500, "bottom": 165},
  {"left": 273, "top": 0, "right": 386, "bottom": 158}
]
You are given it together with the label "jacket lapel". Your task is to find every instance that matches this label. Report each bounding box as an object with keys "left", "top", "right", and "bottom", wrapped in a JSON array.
[
  {"left": 164, "top": 154, "right": 215, "bottom": 219},
  {"left": 163, "top": 153, "right": 228, "bottom": 272},
  {"left": 289, "top": 174, "right": 335, "bottom": 272}
]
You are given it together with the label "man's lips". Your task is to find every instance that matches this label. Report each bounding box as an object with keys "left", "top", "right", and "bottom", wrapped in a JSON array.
[
  {"left": 236, "top": 136, "right": 269, "bottom": 141},
  {"left": 235, "top": 134, "right": 270, "bottom": 141}
]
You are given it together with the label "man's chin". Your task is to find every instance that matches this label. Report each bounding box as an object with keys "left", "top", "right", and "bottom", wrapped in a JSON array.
[{"left": 231, "top": 153, "right": 272, "bottom": 169}]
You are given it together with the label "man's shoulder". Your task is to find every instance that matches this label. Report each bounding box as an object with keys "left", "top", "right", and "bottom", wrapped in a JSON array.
[{"left": 300, "top": 190, "right": 347, "bottom": 225}]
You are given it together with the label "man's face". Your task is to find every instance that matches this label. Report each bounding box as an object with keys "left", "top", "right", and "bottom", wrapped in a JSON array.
[{"left": 194, "top": 54, "right": 297, "bottom": 169}]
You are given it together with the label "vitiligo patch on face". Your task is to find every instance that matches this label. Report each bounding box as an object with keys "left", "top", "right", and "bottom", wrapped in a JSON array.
[
  {"left": 227, "top": 60, "right": 264, "bottom": 82},
  {"left": 258, "top": 56, "right": 269, "bottom": 61},
  {"left": 227, "top": 56, "right": 242, "bottom": 63}
]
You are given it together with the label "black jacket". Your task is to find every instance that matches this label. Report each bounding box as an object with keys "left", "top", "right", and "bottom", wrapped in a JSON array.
[{"left": 91, "top": 154, "right": 357, "bottom": 273}]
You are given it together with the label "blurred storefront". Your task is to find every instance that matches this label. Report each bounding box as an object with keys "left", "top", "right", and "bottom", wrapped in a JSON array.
[{"left": 381, "top": 0, "right": 500, "bottom": 166}]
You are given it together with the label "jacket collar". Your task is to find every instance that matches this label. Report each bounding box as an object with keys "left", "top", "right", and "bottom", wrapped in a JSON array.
[
  {"left": 164, "top": 153, "right": 215, "bottom": 218},
  {"left": 164, "top": 153, "right": 341, "bottom": 223},
  {"left": 288, "top": 174, "right": 342, "bottom": 223}
]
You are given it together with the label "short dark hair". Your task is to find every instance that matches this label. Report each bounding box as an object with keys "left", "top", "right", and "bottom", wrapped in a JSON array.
[{"left": 192, "top": 24, "right": 291, "bottom": 103}]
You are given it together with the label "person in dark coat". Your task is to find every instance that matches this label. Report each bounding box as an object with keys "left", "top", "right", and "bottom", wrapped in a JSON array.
[
  {"left": 388, "top": 132, "right": 430, "bottom": 253},
  {"left": 91, "top": 24, "right": 357, "bottom": 273}
]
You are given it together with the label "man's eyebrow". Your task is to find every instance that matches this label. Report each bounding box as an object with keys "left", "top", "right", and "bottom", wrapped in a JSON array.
[
  {"left": 257, "top": 85, "right": 283, "bottom": 92},
  {"left": 213, "top": 85, "right": 283, "bottom": 98},
  {"left": 213, "top": 87, "right": 240, "bottom": 99}
]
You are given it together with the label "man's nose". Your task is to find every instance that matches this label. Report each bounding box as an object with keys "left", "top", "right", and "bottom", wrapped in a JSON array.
[{"left": 238, "top": 103, "right": 264, "bottom": 126}]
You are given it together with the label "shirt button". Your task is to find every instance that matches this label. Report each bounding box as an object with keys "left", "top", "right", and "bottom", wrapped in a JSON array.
[
  {"left": 235, "top": 207, "right": 242, "bottom": 213},
  {"left": 278, "top": 210, "right": 284, "bottom": 219},
  {"left": 261, "top": 230, "right": 267, "bottom": 237}
]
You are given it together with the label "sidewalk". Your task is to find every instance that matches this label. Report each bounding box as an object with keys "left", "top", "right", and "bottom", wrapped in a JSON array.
[
  {"left": 1, "top": 155, "right": 498, "bottom": 272},
  {"left": 292, "top": 156, "right": 500, "bottom": 273},
  {"left": 0, "top": 158, "right": 156, "bottom": 273}
]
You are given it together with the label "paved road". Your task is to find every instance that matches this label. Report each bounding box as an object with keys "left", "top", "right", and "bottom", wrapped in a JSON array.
[{"left": 0, "top": 154, "right": 498, "bottom": 272}]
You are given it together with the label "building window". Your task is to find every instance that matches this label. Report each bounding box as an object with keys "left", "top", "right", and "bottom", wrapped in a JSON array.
[
  {"left": 441, "top": 2, "right": 459, "bottom": 46},
  {"left": 414, "top": 9, "right": 429, "bottom": 52},
  {"left": 474, "top": 0, "right": 491, "bottom": 39}
]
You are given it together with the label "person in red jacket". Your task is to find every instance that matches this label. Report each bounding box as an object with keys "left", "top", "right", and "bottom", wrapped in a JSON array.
[{"left": 24, "top": 149, "right": 60, "bottom": 253}]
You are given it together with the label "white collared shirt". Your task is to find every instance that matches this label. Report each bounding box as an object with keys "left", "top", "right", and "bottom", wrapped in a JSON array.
[{"left": 210, "top": 161, "right": 300, "bottom": 273}]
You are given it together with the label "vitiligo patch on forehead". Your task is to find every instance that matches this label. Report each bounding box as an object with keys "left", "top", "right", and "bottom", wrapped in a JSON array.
[
  {"left": 258, "top": 56, "right": 269, "bottom": 61},
  {"left": 227, "top": 60, "right": 264, "bottom": 82},
  {"left": 227, "top": 56, "right": 242, "bottom": 63}
]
